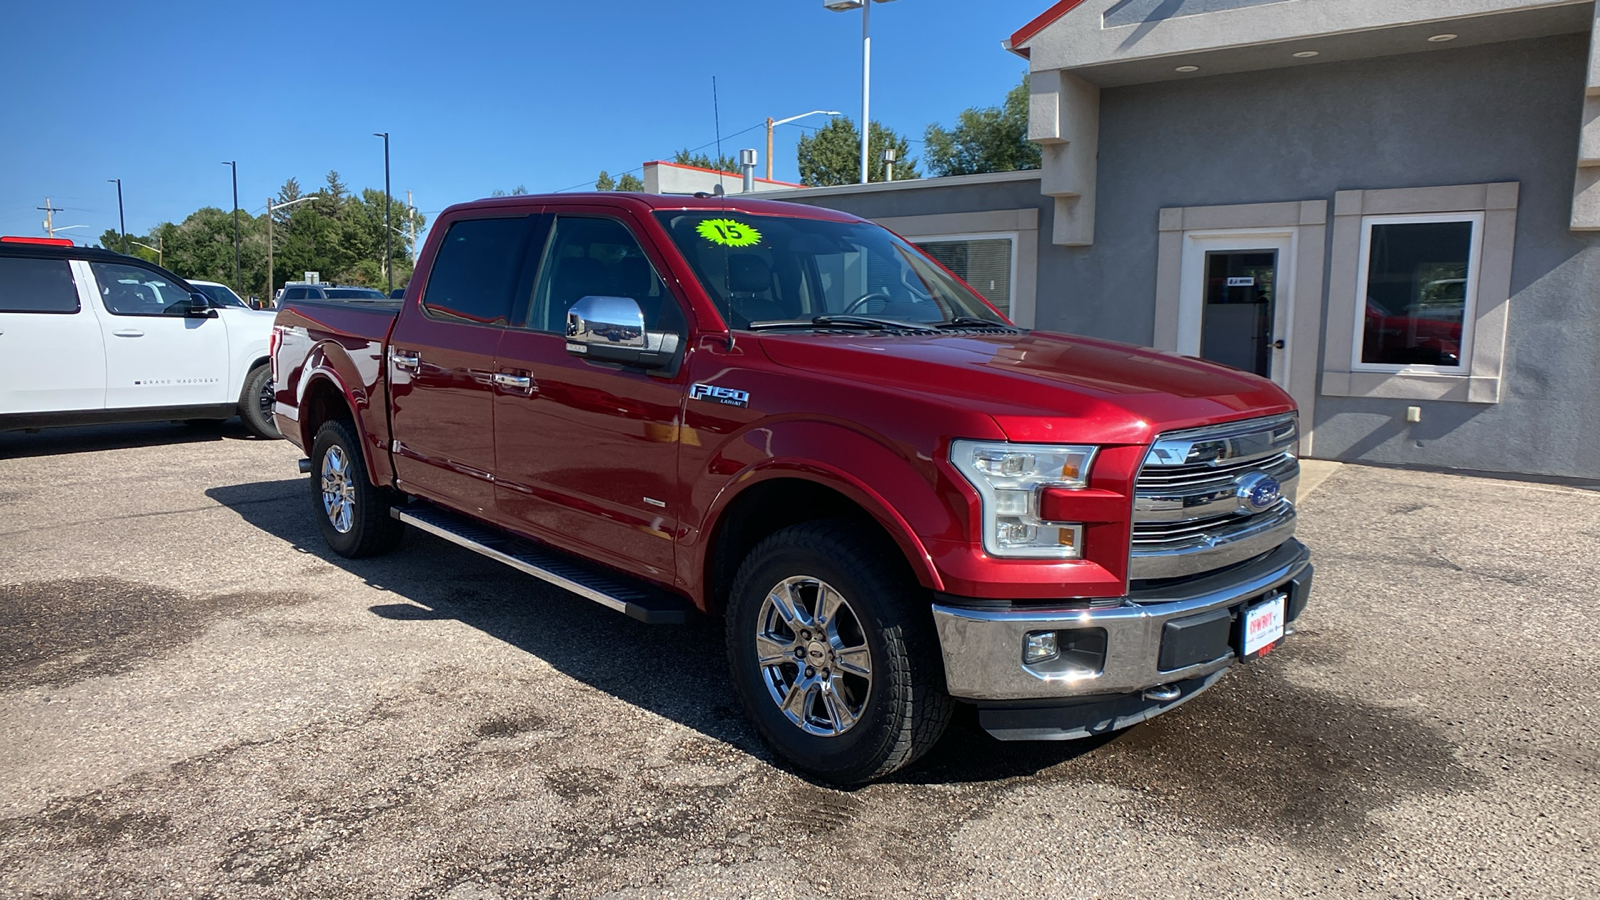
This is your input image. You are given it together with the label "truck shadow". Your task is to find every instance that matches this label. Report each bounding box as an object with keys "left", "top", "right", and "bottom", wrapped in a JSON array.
[
  {"left": 0, "top": 421, "right": 256, "bottom": 459},
  {"left": 204, "top": 478, "right": 1099, "bottom": 785}
]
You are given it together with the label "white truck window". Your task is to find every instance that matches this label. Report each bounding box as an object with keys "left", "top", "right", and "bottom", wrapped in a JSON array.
[
  {"left": 0, "top": 258, "right": 79, "bottom": 314},
  {"left": 89, "top": 262, "right": 192, "bottom": 317}
]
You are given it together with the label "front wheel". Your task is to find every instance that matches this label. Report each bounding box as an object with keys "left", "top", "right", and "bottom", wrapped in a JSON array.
[
  {"left": 309, "top": 419, "right": 404, "bottom": 558},
  {"left": 725, "top": 520, "right": 953, "bottom": 784},
  {"left": 238, "top": 364, "right": 281, "bottom": 440}
]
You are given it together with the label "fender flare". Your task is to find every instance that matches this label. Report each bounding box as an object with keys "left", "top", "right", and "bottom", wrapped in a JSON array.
[{"left": 295, "top": 345, "right": 387, "bottom": 485}]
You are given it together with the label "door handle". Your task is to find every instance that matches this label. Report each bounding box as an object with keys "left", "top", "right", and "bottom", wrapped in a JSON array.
[
  {"left": 1272, "top": 339, "right": 1286, "bottom": 350},
  {"left": 390, "top": 350, "right": 420, "bottom": 371},
  {"left": 112, "top": 328, "right": 145, "bottom": 338},
  {"left": 493, "top": 373, "right": 533, "bottom": 390}
]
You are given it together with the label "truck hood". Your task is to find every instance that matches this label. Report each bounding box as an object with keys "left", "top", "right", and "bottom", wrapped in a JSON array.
[{"left": 755, "top": 330, "right": 1296, "bottom": 445}]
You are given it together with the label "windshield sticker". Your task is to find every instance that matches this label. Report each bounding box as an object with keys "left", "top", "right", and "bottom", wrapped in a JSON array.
[{"left": 696, "top": 218, "right": 762, "bottom": 248}]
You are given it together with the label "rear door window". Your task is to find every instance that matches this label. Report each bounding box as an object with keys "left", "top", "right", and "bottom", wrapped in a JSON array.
[
  {"left": 422, "top": 217, "right": 534, "bottom": 326},
  {"left": 0, "top": 257, "right": 80, "bottom": 313},
  {"left": 89, "top": 262, "right": 192, "bottom": 316}
]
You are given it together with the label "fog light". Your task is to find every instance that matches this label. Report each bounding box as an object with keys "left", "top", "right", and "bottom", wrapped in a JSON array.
[{"left": 1023, "top": 631, "right": 1059, "bottom": 664}]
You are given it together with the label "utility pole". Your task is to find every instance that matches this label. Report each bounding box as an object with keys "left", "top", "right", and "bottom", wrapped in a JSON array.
[
  {"left": 406, "top": 189, "right": 415, "bottom": 263},
  {"left": 222, "top": 161, "right": 240, "bottom": 292},
  {"left": 374, "top": 132, "right": 392, "bottom": 293},
  {"left": 107, "top": 179, "right": 125, "bottom": 253},
  {"left": 266, "top": 196, "right": 274, "bottom": 303},
  {"left": 38, "top": 198, "right": 64, "bottom": 237}
]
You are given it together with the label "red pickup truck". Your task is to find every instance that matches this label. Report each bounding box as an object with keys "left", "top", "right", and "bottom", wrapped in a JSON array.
[{"left": 271, "top": 192, "right": 1312, "bottom": 783}]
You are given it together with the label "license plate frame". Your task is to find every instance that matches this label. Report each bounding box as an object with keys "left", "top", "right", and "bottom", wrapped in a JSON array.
[{"left": 1239, "top": 591, "right": 1287, "bottom": 661}]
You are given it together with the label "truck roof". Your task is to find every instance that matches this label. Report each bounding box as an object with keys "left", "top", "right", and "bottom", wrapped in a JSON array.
[{"left": 442, "top": 191, "right": 861, "bottom": 223}]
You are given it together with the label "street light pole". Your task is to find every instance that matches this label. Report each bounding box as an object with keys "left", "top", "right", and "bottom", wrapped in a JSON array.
[
  {"left": 824, "top": 1, "right": 896, "bottom": 184},
  {"left": 764, "top": 110, "right": 841, "bottom": 181},
  {"left": 266, "top": 194, "right": 320, "bottom": 301},
  {"left": 106, "top": 179, "right": 125, "bottom": 253},
  {"left": 222, "top": 161, "right": 240, "bottom": 291},
  {"left": 374, "top": 132, "right": 392, "bottom": 293}
]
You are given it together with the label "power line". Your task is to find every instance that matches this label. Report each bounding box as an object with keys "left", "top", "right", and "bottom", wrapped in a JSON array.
[{"left": 551, "top": 120, "right": 768, "bottom": 193}]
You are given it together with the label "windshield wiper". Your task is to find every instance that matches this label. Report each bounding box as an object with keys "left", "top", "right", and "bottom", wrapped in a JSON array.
[
  {"left": 748, "top": 315, "right": 927, "bottom": 331},
  {"left": 935, "top": 316, "right": 1006, "bottom": 329}
]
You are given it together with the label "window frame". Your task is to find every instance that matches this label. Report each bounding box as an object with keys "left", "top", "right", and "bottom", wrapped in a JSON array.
[
  {"left": 910, "top": 231, "right": 1019, "bottom": 317},
  {"left": 521, "top": 213, "right": 683, "bottom": 337},
  {"left": 88, "top": 260, "right": 196, "bottom": 318},
  {"left": 1349, "top": 211, "right": 1484, "bottom": 376},
  {"left": 418, "top": 214, "right": 540, "bottom": 329},
  {"left": 0, "top": 255, "right": 82, "bottom": 314}
]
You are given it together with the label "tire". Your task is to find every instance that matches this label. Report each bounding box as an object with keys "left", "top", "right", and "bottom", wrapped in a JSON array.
[
  {"left": 725, "top": 519, "right": 953, "bottom": 785},
  {"left": 309, "top": 419, "right": 404, "bottom": 558},
  {"left": 238, "top": 364, "right": 281, "bottom": 440}
]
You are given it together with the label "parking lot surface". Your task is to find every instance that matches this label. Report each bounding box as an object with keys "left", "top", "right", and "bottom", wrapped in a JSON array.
[{"left": 1, "top": 423, "right": 1596, "bottom": 898}]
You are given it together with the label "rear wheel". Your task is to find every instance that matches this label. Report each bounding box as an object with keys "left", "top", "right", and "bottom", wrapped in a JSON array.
[
  {"left": 309, "top": 419, "right": 404, "bottom": 557},
  {"left": 725, "top": 520, "right": 952, "bottom": 784},
  {"left": 239, "top": 364, "right": 280, "bottom": 440}
]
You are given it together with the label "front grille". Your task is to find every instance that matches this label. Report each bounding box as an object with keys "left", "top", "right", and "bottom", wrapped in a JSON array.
[{"left": 1130, "top": 414, "right": 1299, "bottom": 580}]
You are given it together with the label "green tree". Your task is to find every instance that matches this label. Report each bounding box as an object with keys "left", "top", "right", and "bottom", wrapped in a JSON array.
[
  {"left": 595, "top": 171, "right": 645, "bottom": 192},
  {"left": 796, "top": 117, "right": 918, "bottom": 186},
  {"left": 672, "top": 149, "right": 743, "bottom": 174},
  {"left": 923, "top": 75, "right": 1040, "bottom": 177},
  {"left": 595, "top": 171, "right": 617, "bottom": 191},
  {"left": 618, "top": 173, "right": 644, "bottom": 191},
  {"left": 490, "top": 185, "right": 529, "bottom": 197}
]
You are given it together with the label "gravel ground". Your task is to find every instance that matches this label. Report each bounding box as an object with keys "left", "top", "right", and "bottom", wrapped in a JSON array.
[{"left": 1, "top": 422, "right": 1596, "bottom": 898}]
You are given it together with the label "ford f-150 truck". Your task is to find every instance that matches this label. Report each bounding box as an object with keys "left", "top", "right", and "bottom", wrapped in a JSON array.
[{"left": 271, "top": 193, "right": 1312, "bottom": 784}]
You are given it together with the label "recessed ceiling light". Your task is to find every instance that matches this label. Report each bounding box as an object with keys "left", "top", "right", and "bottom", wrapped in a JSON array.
[
  {"left": 1428, "top": 33, "right": 1458, "bottom": 42},
  {"left": 1293, "top": 50, "right": 1319, "bottom": 58},
  {"left": 1175, "top": 65, "right": 1200, "bottom": 72}
]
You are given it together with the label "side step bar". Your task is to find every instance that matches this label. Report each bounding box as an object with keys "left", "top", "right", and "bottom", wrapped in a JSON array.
[{"left": 391, "top": 503, "right": 692, "bottom": 625}]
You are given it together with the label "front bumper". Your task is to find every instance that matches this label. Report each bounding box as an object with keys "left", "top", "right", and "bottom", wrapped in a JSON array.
[{"left": 930, "top": 539, "right": 1312, "bottom": 704}]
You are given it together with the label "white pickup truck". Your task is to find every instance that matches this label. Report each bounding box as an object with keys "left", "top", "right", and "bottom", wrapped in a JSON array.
[{"left": 0, "top": 237, "right": 279, "bottom": 438}]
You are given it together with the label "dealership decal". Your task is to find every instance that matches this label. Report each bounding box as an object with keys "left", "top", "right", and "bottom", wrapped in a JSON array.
[{"left": 696, "top": 218, "right": 762, "bottom": 248}]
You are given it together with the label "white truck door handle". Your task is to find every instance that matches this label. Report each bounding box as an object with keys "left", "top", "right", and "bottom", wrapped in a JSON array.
[
  {"left": 112, "top": 329, "right": 144, "bottom": 337},
  {"left": 390, "top": 351, "right": 420, "bottom": 371}
]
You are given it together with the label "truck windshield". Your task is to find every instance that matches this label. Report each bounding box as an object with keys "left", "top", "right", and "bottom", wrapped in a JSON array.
[{"left": 654, "top": 211, "right": 1008, "bottom": 331}]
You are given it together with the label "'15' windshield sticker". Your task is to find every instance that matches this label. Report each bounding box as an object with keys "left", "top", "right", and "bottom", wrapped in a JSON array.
[{"left": 696, "top": 218, "right": 762, "bottom": 248}]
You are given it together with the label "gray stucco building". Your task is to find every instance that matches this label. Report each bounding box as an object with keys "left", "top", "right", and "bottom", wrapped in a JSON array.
[{"left": 770, "top": 0, "right": 1600, "bottom": 480}]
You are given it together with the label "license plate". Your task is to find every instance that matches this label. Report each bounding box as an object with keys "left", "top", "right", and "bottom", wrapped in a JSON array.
[{"left": 1242, "top": 592, "right": 1287, "bottom": 659}]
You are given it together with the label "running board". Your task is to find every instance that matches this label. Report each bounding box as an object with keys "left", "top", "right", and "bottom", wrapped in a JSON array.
[{"left": 391, "top": 503, "right": 692, "bottom": 625}]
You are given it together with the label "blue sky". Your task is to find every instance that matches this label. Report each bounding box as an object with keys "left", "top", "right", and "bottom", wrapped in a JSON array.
[{"left": 0, "top": 0, "right": 1038, "bottom": 243}]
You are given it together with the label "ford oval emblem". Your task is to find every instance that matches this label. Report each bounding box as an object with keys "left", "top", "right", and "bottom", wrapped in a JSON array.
[{"left": 1235, "top": 472, "right": 1283, "bottom": 514}]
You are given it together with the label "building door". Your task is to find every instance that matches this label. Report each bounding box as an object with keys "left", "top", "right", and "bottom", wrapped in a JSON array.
[{"left": 1177, "top": 230, "right": 1294, "bottom": 386}]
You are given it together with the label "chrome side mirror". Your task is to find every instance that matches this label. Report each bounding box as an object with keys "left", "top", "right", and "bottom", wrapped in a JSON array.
[
  {"left": 565, "top": 295, "right": 675, "bottom": 370},
  {"left": 567, "top": 295, "right": 645, "bottom": 348}
]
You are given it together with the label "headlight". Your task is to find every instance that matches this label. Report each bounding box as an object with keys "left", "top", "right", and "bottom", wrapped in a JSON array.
[{"left": 950, "top": 441, "right": 1097, "bottom": 558}]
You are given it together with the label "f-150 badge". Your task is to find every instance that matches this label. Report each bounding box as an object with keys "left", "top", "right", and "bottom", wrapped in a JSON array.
[{"left": 690, "top": 384, "right": 750, "bottom": 408}]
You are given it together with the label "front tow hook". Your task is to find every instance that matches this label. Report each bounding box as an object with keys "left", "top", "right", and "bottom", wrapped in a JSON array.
[{"left": 1143, "top": 684, "right": 1182, "bottom": 702}]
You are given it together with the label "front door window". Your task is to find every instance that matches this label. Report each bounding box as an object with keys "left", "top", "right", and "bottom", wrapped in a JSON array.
[{"left": 1200, "top": 250, "right": 1277, "bottom": 378}]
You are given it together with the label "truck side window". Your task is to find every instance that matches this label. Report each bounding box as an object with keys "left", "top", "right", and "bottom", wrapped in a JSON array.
[
  {"left": 89, "top": 262, "right": 192, "bottom": 316},
  {"left": 421, "top": 217, "right": 530, "bottom": 326},
  {"left": 526, "top": 216, "right": 684, "bottom": 336},
  {"left": 0, "top": 257, "right": 79, "bottom": 314}
]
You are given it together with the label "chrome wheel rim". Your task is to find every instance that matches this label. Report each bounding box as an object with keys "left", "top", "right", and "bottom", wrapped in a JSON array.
[
  {"left": 755, "top": 576, "right": 872, "bottom": 737},
  {"left": 320, "top": 446, "right": 356, "bottom": 534}
]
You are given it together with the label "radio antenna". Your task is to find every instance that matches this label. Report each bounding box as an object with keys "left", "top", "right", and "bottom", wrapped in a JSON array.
[{"left": 713, "top": 76, "right": 735, "bottom": 349}]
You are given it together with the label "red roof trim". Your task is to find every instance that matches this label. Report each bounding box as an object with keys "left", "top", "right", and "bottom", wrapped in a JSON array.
[
  {"left": 1008, "top": 0, "right": 1091, "bottom": 51},
  {"left": 643, "top": 160, "right": 804, "bottom": 188}
]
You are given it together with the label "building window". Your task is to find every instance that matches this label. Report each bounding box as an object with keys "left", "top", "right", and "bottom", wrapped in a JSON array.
[
  {"left": 1353, "top": 213, "right": 1482, "bottom": 372},
  {"left": 914, "top": 234, "right": 1016, "bottom": 315}
]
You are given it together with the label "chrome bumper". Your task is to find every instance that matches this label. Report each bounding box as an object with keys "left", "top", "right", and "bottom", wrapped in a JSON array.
[{"left": 931, "top": 540, "right": 1312, "bottom": 702}]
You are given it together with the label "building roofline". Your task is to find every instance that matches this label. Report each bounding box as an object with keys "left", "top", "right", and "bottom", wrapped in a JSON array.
[
  {"left": 757, "top": 168, "right": 1042, "bottom": 200},
  {"left": 1007, "top": 0, "right": 1090, "bottom": 55},
  {"left": 642, "top": 160, "right": 805, "bottom": 188}
]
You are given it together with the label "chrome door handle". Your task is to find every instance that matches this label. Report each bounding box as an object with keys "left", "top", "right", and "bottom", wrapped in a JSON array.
[
  {"left": 112, "top": 328, "right": 145, "bottom": 337},
  {"left": 493, "top": 373, "right": 533, "bottom": 390},
  {"left": 390, "top": 351, "right": 420, "bottom": 371}
]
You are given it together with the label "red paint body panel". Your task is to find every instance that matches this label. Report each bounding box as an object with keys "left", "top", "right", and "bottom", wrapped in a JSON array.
[{"left": 272, "top": 192, "right": 1299, "bottom": 611}]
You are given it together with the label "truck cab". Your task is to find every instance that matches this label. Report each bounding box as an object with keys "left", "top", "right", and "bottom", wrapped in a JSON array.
[{"left": 271, "top": 193, "right": 1312, "bottom": 783}]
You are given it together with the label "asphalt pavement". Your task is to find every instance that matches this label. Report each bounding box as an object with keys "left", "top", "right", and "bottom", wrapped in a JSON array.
[{"left": 1, "top": 422, "right": 1595, "bottom": 898}]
